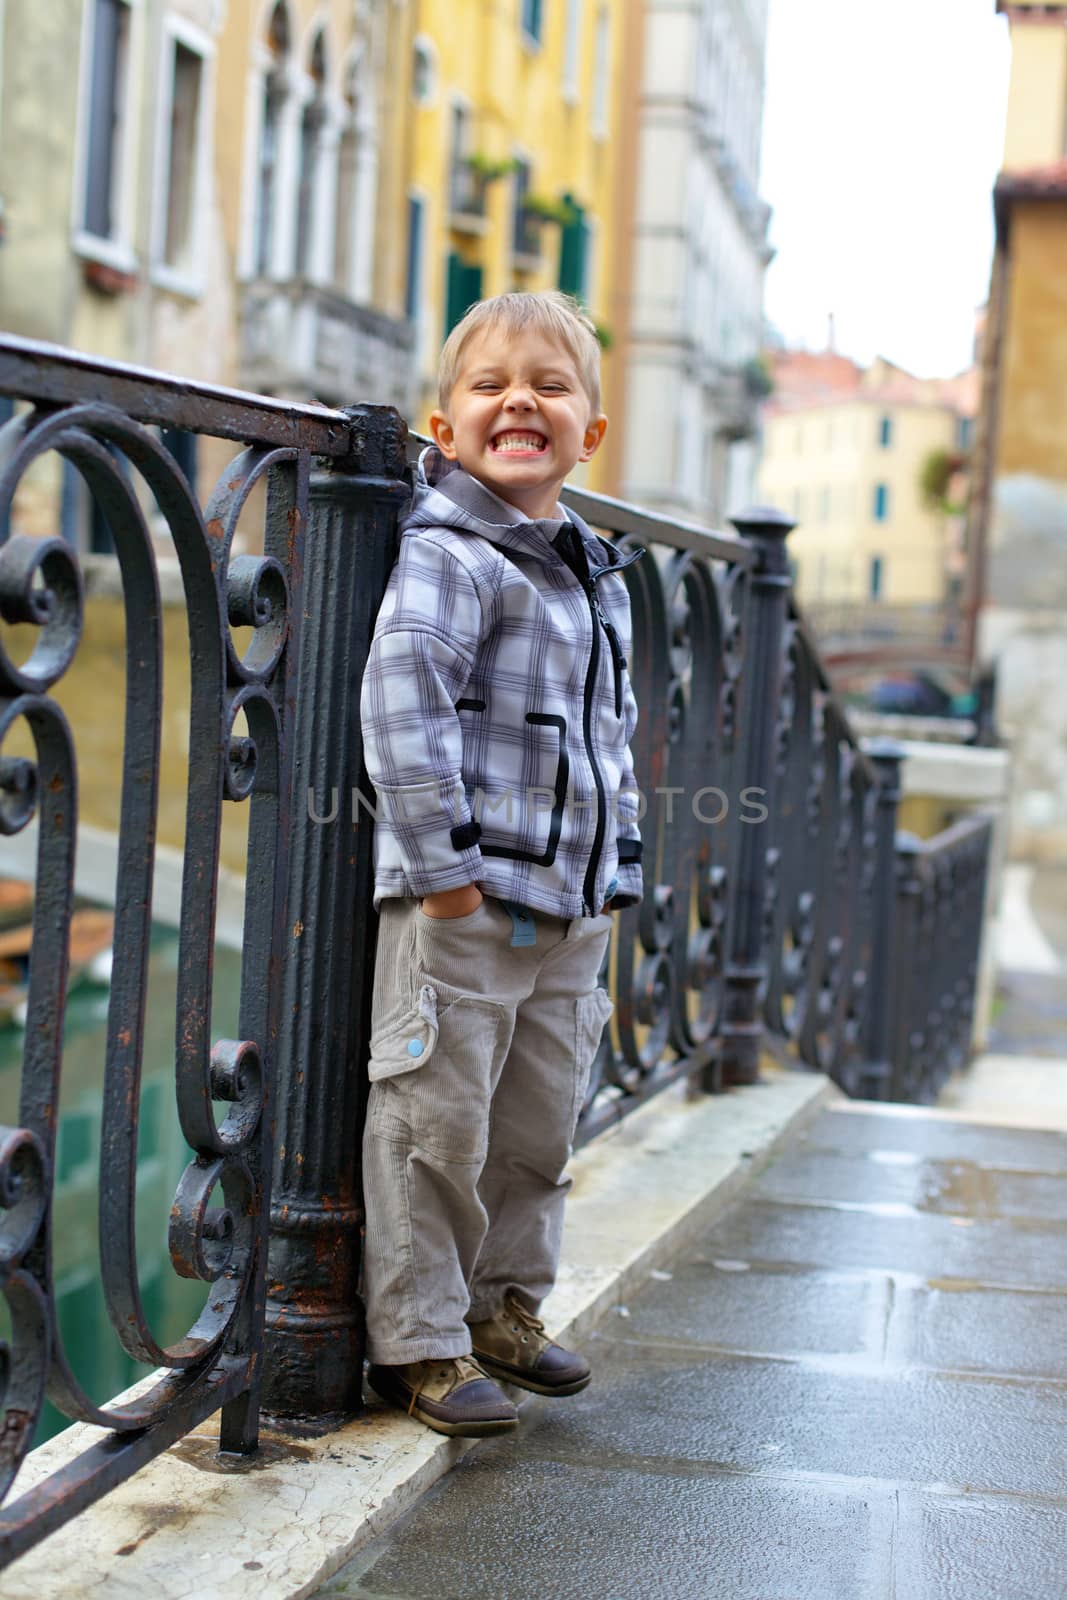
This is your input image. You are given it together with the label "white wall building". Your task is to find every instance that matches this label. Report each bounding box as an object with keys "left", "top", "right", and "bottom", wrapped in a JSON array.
[{"left": 618, "top": 0, "right": 772, "bottom": 524}]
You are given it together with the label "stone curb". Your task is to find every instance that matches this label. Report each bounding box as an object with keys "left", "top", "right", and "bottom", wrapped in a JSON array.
[{"left": 4, "top": 1066, "right": 836, "bottom": 1600}]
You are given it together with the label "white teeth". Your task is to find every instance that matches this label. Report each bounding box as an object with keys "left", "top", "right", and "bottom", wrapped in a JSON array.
[{"left": 492, "top": 432, "right": 546, "bottom": 452}]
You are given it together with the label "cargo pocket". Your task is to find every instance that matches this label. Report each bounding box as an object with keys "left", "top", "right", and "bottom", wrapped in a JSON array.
[
  {"left": 573, "top": 987, "right": 614, "bottom": 1130},
  {"left": 368, "top": 985, "right": 439, "bottom": 1147},
  {"left": 368, "top": 984, "right": 439, "bottom": 1082}
]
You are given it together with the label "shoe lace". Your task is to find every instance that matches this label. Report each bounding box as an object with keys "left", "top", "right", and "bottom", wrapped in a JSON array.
[
  {"left": 506, "top": 1300, "right": 547, "bottom": 1339},
  {"left": 407, "top": 1354, "right": 486, "bottom": 1416}
]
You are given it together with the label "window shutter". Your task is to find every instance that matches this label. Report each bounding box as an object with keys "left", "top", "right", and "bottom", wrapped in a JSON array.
[
  {"left": 558, "top": 195, "right": 588, "bottom": 299},
  {"left": 445, "top": 252, "right": 483, "bottom": 334}
]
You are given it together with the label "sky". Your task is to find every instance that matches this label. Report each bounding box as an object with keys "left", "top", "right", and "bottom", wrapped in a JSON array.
[{"left": 759, "top": 0, "right": 1012, "bottom": 378}]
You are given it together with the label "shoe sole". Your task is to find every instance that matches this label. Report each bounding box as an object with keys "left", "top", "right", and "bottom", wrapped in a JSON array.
[
  {"left": 472, "top": 1353, "right": 592, "bottom": 1397},
  {"left": 366, "top": 1373, "right": 520, "bottom": 1438}
]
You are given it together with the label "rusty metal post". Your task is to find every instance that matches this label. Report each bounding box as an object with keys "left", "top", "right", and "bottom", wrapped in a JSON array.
[
  {"left": 860, "top": 738, "right": 905, "bottom": 1099},
  {"left": 720, "top": 506, "right": 794, "bottom": 1086},
  {"left": 262, "top": 406, "right": 409, "bottom": 1429}
]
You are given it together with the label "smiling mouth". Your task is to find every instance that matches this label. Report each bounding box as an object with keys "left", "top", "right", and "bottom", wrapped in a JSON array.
[{"left": 490, "top": 432, "right": 549, "bottom": 454}]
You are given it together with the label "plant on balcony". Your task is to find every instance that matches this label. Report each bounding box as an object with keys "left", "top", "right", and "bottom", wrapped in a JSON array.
[
  {"left": 521, "top": 192, "right": 579, "bottom": 227},
  {"left": 741, "top": 354, "right": 774, "bottom": 399},
  {"left": 919, "top": 447, "right": 969, "bottom": 515},
  {"left": 465, "top": 153, "right": 519, "bottom": 185}
]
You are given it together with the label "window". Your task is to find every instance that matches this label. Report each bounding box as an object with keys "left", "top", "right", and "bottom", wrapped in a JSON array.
[
  {"left": 878, "top": 414, "right": 893, "bottom": 448},
  {"left": 562, "top": 0, "right": 582, "bottom": 99},
  {"left": 449, "top": 102, "right": 482, "bottom": 218},
  {"left": 161, "top": 426, "right": 198, "bottom": 490},
  {"left": 558, "top": 194, "right": 590, "bottom": 300},
  {"left": 818, "top": 485, "right": 830, "bottom": 523},
  {"left": 412, "top": 36, "right": 436, "bottom": 105},
  {"left": 957, "top": 415, "right": 974, "bottom": 450},
  {"left": 156, "top": 29, "right": 208, "bottom": 283},
  {"left": 405, "top": 194, "right": 425, "bottom": 322},
  {"left": 81, "top": 0, "right": 132, "bottom": 243},
  {"left": 521, "top": 0, "right": 544, "bottom": 46},
  {"left": 254, "top": 2, "right": 291, "bottom": 277},
  {"left": 591, "top": 7, "right": 611, "bottom": 137},
  {"left": 294, "top": 32, "right": 328, "bottom": 278},
  {"left": 869, "top": 555, "right": 884, "bottom": 599},
  {"left": 335, "top": 61, "right": 359, "bottom": 291},
  {"left": 445, "top": 251, "right": 483, "bottom": 335},
  {"left": 512, "top": 156, "right": 539, "bottom": 260},
  {"left": 873, "top": 483, "right": 889, "bottom": 521}
]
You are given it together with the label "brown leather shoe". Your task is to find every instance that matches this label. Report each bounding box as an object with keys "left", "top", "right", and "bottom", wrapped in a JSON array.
[
  {"left": 467, "top": 1298, "right": 592, "bottom": 1396},
  {"left": 366, "top": 1355, "right": 519, "bottom": 1437}
]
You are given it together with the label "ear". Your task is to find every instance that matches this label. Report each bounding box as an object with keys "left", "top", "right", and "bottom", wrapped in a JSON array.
[
  {"left": 579, "top": 415, "right": 608, "bottom": 463},
  {"left": 429, "top": 409, "right": 458, "bottom": 459}
]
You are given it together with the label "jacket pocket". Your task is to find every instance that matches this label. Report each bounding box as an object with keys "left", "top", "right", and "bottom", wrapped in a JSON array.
[
  {"left": 367, "top": 984, "right": 439, "bottom": 1082},
  {"left": 573, "top": 986, "right": 614, "bottom": 1129}
]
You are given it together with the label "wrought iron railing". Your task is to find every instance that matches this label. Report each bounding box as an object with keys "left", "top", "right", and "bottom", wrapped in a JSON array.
[{"left": 0, "top": 334, "right": 992, "bottom": 1566}]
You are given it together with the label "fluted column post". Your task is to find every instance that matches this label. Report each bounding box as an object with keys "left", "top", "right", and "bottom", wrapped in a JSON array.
[
  {"left": 720, "top": 506, "right": 794, "bottom": 1086},
  {"left": 262, "top": 406, "right": 408, "bottom": 1427}
]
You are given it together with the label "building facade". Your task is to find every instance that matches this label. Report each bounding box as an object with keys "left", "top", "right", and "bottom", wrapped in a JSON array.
[
  {"left": 759, "top": 348, "right": 976, "bottom": 612},
  {"left": 967, "top": 0, "right": 1067, "bottom": 861},
  {"left": 0, "top": 0, "right": 414, "bottom": 551},
  {"left": 602, "top": 0, "right": 772, "bottom": 522},
  {"left": 403, "top": 0, "right": 625, "bottom": 447}
]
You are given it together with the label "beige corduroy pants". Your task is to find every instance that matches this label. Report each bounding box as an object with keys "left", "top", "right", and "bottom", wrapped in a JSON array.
[{"left": 361, "top": 894, "right": 613, "bottom": 1366}]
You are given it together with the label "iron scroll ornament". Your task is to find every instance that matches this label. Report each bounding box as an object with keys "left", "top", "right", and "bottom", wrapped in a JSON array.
[{"left": 0, "top": 401, "right": 295, "bottom": 1504}]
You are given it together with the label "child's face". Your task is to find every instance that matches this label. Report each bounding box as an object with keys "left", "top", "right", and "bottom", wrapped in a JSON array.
[{"left": 429, "top": 326, "right": 607, "bottom": 519}]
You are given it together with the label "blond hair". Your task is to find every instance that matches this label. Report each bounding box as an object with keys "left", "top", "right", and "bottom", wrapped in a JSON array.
[{"left": 437, "top": 291, "right": 602, "bottom": 418}]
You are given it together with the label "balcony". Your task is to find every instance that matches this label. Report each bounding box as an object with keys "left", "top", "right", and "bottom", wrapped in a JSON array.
[{"left": 239, "top": 280, "right": 417, "bottom": 414}]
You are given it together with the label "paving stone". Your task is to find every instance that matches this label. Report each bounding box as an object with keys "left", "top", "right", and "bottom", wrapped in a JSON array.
[
  {"left": 893, "top": 1491, "right": 1067, "bottom": 1600},
  {"left": 320, "top": 1452, "right": 895, "bottom": 1600},
  {"left": 753, "top": 1147, "right": 1067, "bottom": 1223},
  {"left": 885, "top": 1282, "right": 1067, "bottom": 1380},
  {"left": 507, "top": 1337, "right": 1067, "bottom": 1497},
  {"left": 800, "top": 1109, "right": 1067, "bottom": 1174},
  {"left": 619, "top": 1256, "right": 890, "bottom": 1359},
  {"left": 702, "top": 1196, "right": 1067, "bottom": 1290}
]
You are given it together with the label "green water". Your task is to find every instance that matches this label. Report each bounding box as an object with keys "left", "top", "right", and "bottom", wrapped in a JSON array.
[{"left": 0, "top": 925, "right": 246, "bottom": 1446}]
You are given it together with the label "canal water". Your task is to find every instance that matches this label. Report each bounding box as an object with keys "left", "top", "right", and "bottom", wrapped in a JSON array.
[{"left": 0, "top": 924, "right": 245, "bottom": 1447}]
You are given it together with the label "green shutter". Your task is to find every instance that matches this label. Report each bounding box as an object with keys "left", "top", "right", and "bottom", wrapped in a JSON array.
[
  {"left": 558, "top": 196, "right": 589, "bottom": 300},
  {"left": 445, "top": 252, "right": 484, "bottom": 335}
]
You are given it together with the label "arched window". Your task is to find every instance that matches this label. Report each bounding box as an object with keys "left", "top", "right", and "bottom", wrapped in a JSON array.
[
  {"left": 334, "top": 53, "right": 361, "bottom": 291},
  {"left": 294, "top": 29, "right": 327, "bottom": 278},
  {"left": 333, "top": 48, "right": 377, "bottom": 302},
  {"left": 254, "top": 1, "right": 290, "bottom": 276}
]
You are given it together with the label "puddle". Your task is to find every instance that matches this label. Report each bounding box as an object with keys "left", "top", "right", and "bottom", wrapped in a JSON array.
[{"left": 168, "top": 1431, "right": 317, "bottom": 1474}]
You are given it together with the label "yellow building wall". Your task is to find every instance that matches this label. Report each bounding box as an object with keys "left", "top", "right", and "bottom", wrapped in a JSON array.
[
  {"left": 758, "top": 400, "right": 958, "bottom": 604},
  {"left": 1001, "top": 12, "right": 1067, "bottom": 169},
  {"left": 997, "top": 204, "right": 1067, "bottom": 482},
  {"left": 409, "top": 0, "right": 623, "bottom": 459}
]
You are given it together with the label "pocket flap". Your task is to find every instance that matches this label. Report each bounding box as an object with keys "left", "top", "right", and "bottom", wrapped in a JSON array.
[
  {"left": 367, "top": 985, "right": 439, "bottom": 1081},
  {"left": 577, "top": 985, "right": 614, "bottom": 1044}
]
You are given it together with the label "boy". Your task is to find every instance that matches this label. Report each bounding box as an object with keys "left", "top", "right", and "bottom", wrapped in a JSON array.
[{"left": 359, "top": 291, "right": 643, "bottom": 1437}]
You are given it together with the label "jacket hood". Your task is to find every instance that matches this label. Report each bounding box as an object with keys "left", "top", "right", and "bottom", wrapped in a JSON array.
[{"left": 401, "top": 444, "right": 617, "bottom": 570}]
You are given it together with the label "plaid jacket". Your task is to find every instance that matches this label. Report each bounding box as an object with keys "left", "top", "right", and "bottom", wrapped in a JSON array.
[{"left": 359, "top": 447, "right": 644, "bottom": 919}]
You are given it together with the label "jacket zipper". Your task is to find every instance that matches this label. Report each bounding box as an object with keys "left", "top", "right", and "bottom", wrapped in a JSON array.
[
  {"left": 591, "top": 585, "right": 625, "bottom": 717},
  {"left": 568, "top": 536, "right": 643, "bottom": 915},
  {"left": 580, "top": 579, "right": 608, "bottom": 917}
]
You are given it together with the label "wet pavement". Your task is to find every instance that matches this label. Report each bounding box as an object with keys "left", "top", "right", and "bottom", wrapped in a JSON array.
[{"left": 316, "top": 1103, "right": 1067, "bottom": 1600}]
